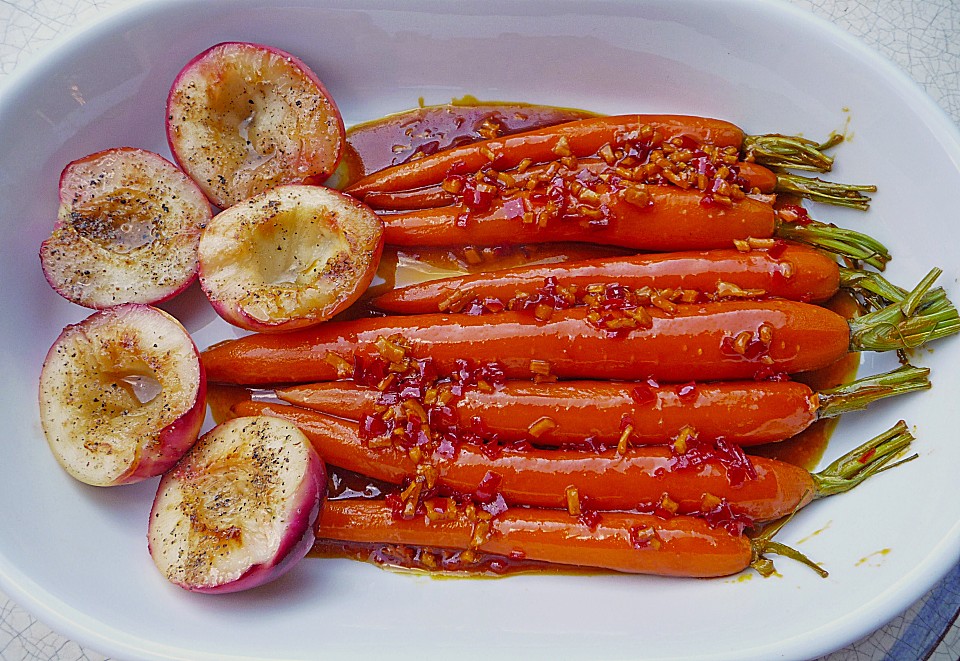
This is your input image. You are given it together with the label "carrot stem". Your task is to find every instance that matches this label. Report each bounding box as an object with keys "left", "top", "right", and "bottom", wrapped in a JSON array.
[
  {"left": 847, "top": 269, "right": 960, "bottom": 351},
  {"left": 839, "top": 266, "right": 946, "bottom": 310},
  {"left": 743, "top": 133, "right": 843, "bottom": 172},
  {"left": 816, "top": 365, "right": 931, "bottom": 418},
  {"left": 776, "top": 220, "right": 891, "bottom": 270},
  {"left": 812, "top": 420, "right": 916, "bottom": 498},
  {"left": 774, "top": 172, "right": 875, "bottom": 210},
  {"left": 747, "top": 496, "right": 829, "bottom": 577},
  {"left": 750, "top": 538, "right": 828, "bottom": 578}
]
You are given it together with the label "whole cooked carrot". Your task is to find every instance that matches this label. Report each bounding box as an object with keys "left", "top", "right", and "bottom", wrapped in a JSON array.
[
  {"left": 373, "top": 181, "right": 888, "bottom": 268},
  {"left": 204, "top": 302, "right": 847, "bottom": 384},
  {"left": 201, "top": 270, "right": 954, "bottom": 386},
  {"left": 347, "top": 115, "right": 743, "bottom": 198},
  {"left": 236, "top": 400, "right": 914, "bottom": 523},
  {"left": 276, "top": 365, "right": 930, "bottom": 447},
  {"left": 345, "top": 104, "right": 864, "bottom": 210},
  {"left": 346, "top": 114, "right": 840, "bottom": 199},
  {"left": 362, "top": 159, "right": 873, "bottom": 212},
  {"left": 379, "top": 185, "right": 778, "bottom": 252},
  {"left": 363, "top": 156, "right": 767, "bottom": 210},
  {"left": 371, "top": 244, "right": 840, "bottom": 314},
  {"left": 316, "top": 498, "right": 824, "bottom": 578}
]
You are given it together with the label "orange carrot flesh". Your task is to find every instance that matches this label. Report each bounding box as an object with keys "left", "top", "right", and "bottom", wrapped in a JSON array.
[
  {"left": 377, "top": 242, "right": 632, "bottom": 294},
  {"left": 361, "top": 157, "right": 780, "bottom": 212},
  {"left": 202, "top": 300, "right": 852, "bottom": 386},
  {"left": 318, "top": 497, "right": 476, "bottom": 551},
  {"left": 364, "top": 187, "right": 455, "bottom": 210},
  {"left": 234, "top": 401, "right": 815, "bottom": 522},
  {"left": 346, "top": 114, "right": 745, "bottom": 198},
  {"left": 379, "top": 186, "right": 776, "bottom": 250},
  {"left": 279, "top": 382, "right": 377, "bottom": 420},
  {"left": 276, "top": 379, "right": 818, "bottom": 447},
  {"left": 317, "top": 498, "right": 754, "bottom": 578},
  {"left": 738, "top": 161, "right": 780, "bottom": 193},
  {"left": 371, "top": 244, "right": 839, "bottom": 314}
]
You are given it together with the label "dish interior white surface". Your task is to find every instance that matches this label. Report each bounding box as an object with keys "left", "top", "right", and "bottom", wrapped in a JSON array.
[{"left": 1, "top": 1, "right": 959, "bottom": 659}]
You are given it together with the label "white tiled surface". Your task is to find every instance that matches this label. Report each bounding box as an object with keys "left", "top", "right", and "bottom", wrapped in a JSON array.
[{"left": 1, "top": 1, "right": 958, "bottom": 659}]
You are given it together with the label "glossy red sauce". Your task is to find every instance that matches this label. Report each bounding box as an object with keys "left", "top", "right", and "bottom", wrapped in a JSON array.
[
  {"left": 336, "top": 99, "right": 596, "bottom": 187},
  {"left": 308, "top": 538, "right": 565, "bottom": 576}
]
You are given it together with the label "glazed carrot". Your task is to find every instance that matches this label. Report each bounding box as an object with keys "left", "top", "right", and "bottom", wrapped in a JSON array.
[
  {"left": 346, "top": 114, "right": 844, "bottom": 199},
  {"left": 346, "top": 115, "right": 746, "bottom": 198},
  {"left": 276, "top": 365, "right": 930, "bottom": 447},
  {"left": 370, "top": 244, "right": 840, "bottom": 314},
  {"left": 203, "top": 301, "right": 849, "bottom": 384},
  {"left": 362, "top": 160, "right": 872, "bottom": 211},
  {"left": 379, "top": 185, "right": 776, "bottom": 251},
  {"left": 375, "top": 184, "right": 888, "bottom": 268},
  {"left": 362, "top": 158, "right": 771, "bottom": 211},
  {"left": 202, "top": 272, "right": 954, "bottom": 386},
  {"left": 317, "top": 498, "right": 757, "bottom": 578},
  {"left": 236, "top": 401, "right": 914, "bottom": 523},
  {"left": 377, "top": 242, "right": 632, "bottom": 293}
]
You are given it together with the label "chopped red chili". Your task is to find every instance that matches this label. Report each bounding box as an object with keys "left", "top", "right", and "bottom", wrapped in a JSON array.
[
  {"left": 668, "top": 432, "right": 758, "bottom": 487},
  {"left": 766, "top": 239, "right": 789, "bottom": 260},
  {"left": 701, "top": 499, "right": 754, "bottom": 536},
  {"left": 857, "top": 447, "right": 878, "bottom": 464},
  {"left": 675, "top": 382, "right": 698, "bottom": 401},
  {"left": 630, "top": 383, "right": 656, "bottom": 405},
  {"left": 629, "top": 525, "right": 661, "bottom": 550},
  {"left": 577, "top": 498, "right": 603, "bottom": 531},
  {"left": 779, "top": 203, "right": 811, "bottom": 225},
  {"left": 474, "top": 471, "right": 503, "bottom": 503}
]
